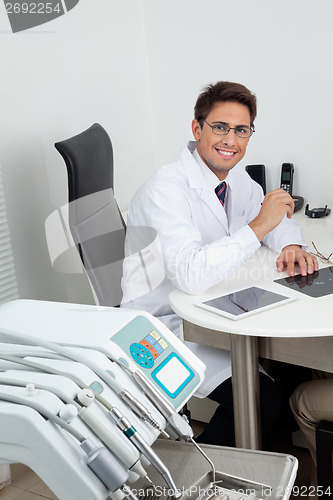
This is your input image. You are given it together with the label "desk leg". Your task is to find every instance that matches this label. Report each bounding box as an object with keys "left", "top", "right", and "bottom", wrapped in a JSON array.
[{"left": 230, "top": 334, "right": 262, "bottom": 450}]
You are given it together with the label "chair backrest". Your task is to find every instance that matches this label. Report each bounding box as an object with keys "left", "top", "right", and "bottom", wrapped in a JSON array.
[{"left": 55, "top": 123, "right": 126, "bottom": 307}]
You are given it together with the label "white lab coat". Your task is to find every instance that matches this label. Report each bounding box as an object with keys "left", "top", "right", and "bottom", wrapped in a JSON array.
[{"left": 121, "top": 142, "right": 304, "bottom": 397}]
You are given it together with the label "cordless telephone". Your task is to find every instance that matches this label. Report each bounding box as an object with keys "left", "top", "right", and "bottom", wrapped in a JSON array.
[{"left": 280, "top": 163, "right": 294, "bottom": 195}]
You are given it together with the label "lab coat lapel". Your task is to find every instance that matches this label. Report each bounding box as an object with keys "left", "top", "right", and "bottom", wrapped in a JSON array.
[
  {"left": 181, "top": 143, "right": 229, "bottom": 232},
  {"left": 199, "top": 183, "right": 229, "bottom": 230}
]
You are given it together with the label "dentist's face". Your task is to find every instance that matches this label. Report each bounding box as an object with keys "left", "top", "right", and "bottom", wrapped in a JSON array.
[{"left": 192, "top": 101, "right": 251, "bottom": 181}]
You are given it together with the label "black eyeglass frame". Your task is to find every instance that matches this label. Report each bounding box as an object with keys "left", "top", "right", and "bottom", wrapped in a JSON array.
[{"left": 203, "top": 120, "right": 255, "bottom": 138}]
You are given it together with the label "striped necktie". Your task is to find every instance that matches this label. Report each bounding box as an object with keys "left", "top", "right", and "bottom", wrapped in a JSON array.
[{"left": 215, "top": 181, "right": 226, "bottom": 206}]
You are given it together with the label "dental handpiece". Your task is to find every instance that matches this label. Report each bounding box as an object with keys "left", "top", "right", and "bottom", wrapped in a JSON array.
[
  {"left": 131, "top": 368, "right": 193, "bottom": 440},
  {"left": 120, "top": 389, "right": 168, "bottom": 437},
  {"left": 109, "top": 407, "right": 182, "bottom": 499}
]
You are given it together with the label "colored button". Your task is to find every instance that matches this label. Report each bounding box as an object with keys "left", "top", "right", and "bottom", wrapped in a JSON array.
[
  {"left": 144, "top": 334, "right": 156, "bottom": 346},
  {"left": 158, "top": 339, "right": 168, "bottom": 350},
  {"left": 129, "top": 343, "right": 155, "bottom": 369},
  {"left": 140, "top": 339, "right": 152, "bottom": 349},
  {"left": 149, "top": 347, "right": 159, "bottom": 360},
  {"left": 130, "top": 343, "right": 147, "bottom": 362},
  {"left": 149, "top": 330, "right": 160, "bottom": 341},
  {"left": 137, "top": 353, "right": 154, "bottom": 369},
  {"left": 153, "top": 342, "right": 164, "bottom": 355},
  {"left": 134, "top": 343, "right": 146, "bottom": 354}
]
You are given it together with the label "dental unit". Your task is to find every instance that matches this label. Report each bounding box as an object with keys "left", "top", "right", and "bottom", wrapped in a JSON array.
[{"left": 0, "top": 299, "right": 277, "bottom": 500}]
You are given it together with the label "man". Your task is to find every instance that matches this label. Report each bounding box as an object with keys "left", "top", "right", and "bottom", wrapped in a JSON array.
[{"left": 121, "top": 81, "right": 318, "bottom": 446}]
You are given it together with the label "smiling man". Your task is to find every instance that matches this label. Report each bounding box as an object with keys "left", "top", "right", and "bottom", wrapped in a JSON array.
[{"left": 121, "top": 81, "right": 318, "bottom": 447}]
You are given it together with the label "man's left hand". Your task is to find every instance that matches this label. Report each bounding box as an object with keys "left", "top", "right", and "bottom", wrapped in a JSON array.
[{"left": 276, "top": 245, "right": 319, "bottom": 277}]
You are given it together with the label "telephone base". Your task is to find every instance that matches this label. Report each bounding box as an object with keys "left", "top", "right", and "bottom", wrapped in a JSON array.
[{"left": 293, "top": 195, "right": 304, "bottom": 213}]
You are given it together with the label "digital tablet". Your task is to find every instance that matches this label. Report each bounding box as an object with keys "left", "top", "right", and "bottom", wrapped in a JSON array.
[
  {"left": 194, "top": 286, "right": 297, "bottom": 321},
  {"left": 274, "top": 266, "right": 333, "bottom": 298}
]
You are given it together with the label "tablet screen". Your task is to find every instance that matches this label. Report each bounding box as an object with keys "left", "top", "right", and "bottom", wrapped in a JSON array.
[
  {"left": 195, "top": 286, "right": 295, "bottom": 320},
  {"left": 274, "top": 266, "right": 333, "bottom": 297}
]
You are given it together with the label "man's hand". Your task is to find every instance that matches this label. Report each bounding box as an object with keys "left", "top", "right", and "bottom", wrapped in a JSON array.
[
  {"left": 276, "top": 245, "right": 319, "bottom": 277},
  {"left": 249, "top": 189, "right": 295, "bottom": 242}
]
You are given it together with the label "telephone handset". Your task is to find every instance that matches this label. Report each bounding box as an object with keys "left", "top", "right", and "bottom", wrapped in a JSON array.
[
  {"left": 280, "top": 163, "right": 304, "bottom": 212},
  {"left": 280, "top": 163, "right": 294, "bottom": 196}
]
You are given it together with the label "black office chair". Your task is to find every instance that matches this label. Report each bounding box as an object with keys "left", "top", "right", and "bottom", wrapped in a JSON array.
[
  {"left": 55, "top": 123, "right": 126, "bottom": 307},
  {"left": 316, "top": 420, "right": 333, "bottom": 495}
]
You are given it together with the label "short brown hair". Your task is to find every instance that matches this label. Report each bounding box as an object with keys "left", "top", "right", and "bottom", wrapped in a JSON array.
[{"left": 194, "top": 81, "right": 257, "bottom": 126}]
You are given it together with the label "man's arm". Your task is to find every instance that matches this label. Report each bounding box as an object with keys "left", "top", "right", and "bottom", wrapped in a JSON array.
[{"left": 249, "top": 188, "right": 318, "bottom": 276}]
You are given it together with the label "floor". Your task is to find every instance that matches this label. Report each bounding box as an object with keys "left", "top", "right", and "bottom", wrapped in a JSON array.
[
  {"left": 0, "top": 422, "right": 313, "bottom": 500},
  {"left": 0, "top": 463, "right": 57, "bottom": 500},
  {"left": 271, "top": 429, "right": 313, "bottom": 491}
]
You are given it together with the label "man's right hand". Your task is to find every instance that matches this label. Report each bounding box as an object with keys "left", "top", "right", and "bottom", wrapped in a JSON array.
[{"left": 249, "top": 188, "right": 295, "bottom": 242}]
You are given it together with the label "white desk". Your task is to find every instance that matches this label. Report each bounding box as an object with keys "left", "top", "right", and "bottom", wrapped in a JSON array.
[{"left": 169, "top": 212, "right": 333, "bottom": 450}]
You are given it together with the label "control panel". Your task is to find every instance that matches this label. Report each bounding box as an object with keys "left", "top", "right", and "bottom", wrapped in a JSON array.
[
  {"left": 111, "top": 316, "right": 201, "bottom": 408},
  {"left": 130, "top": 330, "right": 168, "bottom": 368}
]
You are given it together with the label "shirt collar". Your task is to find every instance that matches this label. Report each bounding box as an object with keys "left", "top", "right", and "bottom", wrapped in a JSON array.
[{"left": 192, "top": 147, "right": 228, "bottom": 190}]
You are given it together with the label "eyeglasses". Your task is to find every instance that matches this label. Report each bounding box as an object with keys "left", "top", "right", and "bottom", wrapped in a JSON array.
[
  {"left": 310, "top": 241, "right": 333, "bottom": 264},
  {"left": 204, "top": 120, "right": 255, "bottom": 138}
]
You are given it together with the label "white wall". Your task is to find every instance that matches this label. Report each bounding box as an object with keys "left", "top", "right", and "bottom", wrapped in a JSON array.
[
  {"left": 142, "top": 0, "right": 333, "bottom": 202},
  {"left": 1, "top": 0, "right": 333, "bottom": 303}
]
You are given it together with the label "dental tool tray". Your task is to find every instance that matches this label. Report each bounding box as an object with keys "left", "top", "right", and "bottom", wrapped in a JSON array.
[
  {"left": 136, "top": 440, "right": 297, "bottom": 500},
  {"left": 183, "top": 470, "right": 271, "bottom": 500}
]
